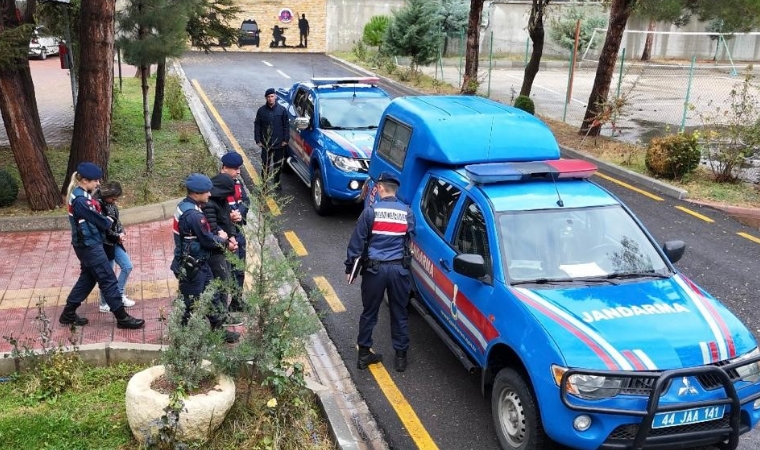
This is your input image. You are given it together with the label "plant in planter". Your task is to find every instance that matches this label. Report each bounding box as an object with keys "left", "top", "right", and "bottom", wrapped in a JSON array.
[{"left": 125, "top": 291, "right": 236, "bottom": 445}]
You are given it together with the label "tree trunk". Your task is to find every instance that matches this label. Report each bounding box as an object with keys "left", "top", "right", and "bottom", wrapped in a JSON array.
[
  {"left": 141, "top": 65, "right": 155, "bottom": 174},
  {"left": 519, "top": 0, "right": 548, "bottom": 97},
  {"left": 579, "top": 0, "right": 635, "bottom": 136},
  {"left": 63, "top": 0, "right": 116, "bottom": 192},
  {"left": 0, "top": 0, "right": 62, "bottom": 211},
  {"left": 641, "top": 18, "right": 656, "bottom": 61},
  {"left": 460, "top": 0, "right": 484, "bottom": 95},
  {"left": 150, "top": 60, "right": 166, "bottom": 130}
]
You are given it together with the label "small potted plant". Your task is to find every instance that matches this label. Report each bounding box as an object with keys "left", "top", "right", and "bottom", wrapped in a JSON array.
[{"left": 125, "top": 292, "right": 236, "bottom": 444}]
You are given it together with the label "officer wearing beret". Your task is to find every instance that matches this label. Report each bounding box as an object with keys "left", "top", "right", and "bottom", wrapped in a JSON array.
[
  {"left": 60, "top": 162, "right": 145, "bottom": 329},
  {"left": 219, "top": 152, "right": 250, "bottom": 312},
  {"left": 171, "top": 173, "right": 239, "bottom": 343},
  {"left": 345, "top": 172, "right": 415, "bottom": 372},
  {"left": 254, "top": 87, "right": 289, "bottom": 191}
]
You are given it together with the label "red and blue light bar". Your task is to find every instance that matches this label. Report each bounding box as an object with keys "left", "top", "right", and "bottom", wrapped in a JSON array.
[
  {"left": 311, "top": 77, "right": 380, "bottom": 87},
  {"left": 464, "top": 159, "right": 597, "bottom": 184}
]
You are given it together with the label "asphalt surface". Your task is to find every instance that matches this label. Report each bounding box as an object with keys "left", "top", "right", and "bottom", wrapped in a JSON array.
[
  {"left": 178, "top": 51, "right": 760, "bottom": 450},
  {"left": 3, "top": 52, "right": 759, "bottom": 450}
]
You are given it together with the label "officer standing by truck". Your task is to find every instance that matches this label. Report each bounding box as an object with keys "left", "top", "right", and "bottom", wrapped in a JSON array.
[
  {"left": 254, "top": 88, "right": 289, "bottom": 191},
  {"left": 345, "top": 172, "right": 415, "bottom": 372}
]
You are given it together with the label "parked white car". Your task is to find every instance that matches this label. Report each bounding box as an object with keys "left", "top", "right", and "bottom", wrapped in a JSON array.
[{"left": 28, "top": 27, "right": 60, "bottom": 60}]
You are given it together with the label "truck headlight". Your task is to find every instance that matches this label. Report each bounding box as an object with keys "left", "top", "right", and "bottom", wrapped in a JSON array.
[
  {"left": 731, "top": 348, "right": 760, "bottom": 382},
  {"left": 552, "top": 365, "right": 623, "bottom": 400},
  {"left": 326, "top": 151, "right": 363, "bottom": 172}
]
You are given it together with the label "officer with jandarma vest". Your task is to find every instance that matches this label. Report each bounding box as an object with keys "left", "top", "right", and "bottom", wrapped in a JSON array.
[
  {"left": 171, "top": 173, "right": 239, "bottom": 343},
  {"left": 345, "top": 172, "right": 415, "bottom": 372}
]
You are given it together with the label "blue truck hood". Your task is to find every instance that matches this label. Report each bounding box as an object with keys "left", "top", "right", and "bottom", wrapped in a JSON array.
[
  {"left": 320, "top": 129, "right": 377, "bottom": 159},
  {"left": 512, "top": 274, "right": 756, "bottom": 371}
]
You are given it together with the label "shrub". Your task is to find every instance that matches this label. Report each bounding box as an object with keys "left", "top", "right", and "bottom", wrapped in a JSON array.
[
  {"left": 513, "top": 95, "right": 535, "bottom": 115},
  {"left": 0, "top": 168, "right": 19, "bottom": 207},
  {"left": 645, "top": 132, "right": 701, "bottom": 180},
  {"left": 165, "top": 74, "right": 185, "bottom": 120},
  {"left": 362, "top": 15, "right": 391, "bottom": 47},
  {"left": 352, "top": 39, "right": 367, "bottom": 62}
]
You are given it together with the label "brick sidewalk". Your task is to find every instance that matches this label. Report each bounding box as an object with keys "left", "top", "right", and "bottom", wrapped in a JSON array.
[{"left": 0, "top": 219, "right": 179, "bottom": 353}]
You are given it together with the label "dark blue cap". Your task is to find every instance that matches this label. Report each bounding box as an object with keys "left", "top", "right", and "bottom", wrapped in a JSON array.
[
  {"left": 185, "top": 173, "right": 213, "bottom": 193},
  {"left": 377, "top": 171, "right": 400, "bottom": 186},
  {"left": 265, "top": 88, "right": 276, "bottom": 97},
  {"left": 76, "top": 162, "right": 102, "bottom": 180},
  {"left": 220, "top": 152, "right": 243, "bottom": 169}
]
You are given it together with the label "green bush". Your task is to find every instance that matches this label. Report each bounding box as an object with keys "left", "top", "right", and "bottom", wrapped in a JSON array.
[
  {"left": 352, "top": 39, "right": 367, "bottom": 62},
  {"left": 513, "top": 95, "right": 535, "bottom": 115},
  {"left": 0, "top": 168, "right": 19, "bottom": 207},
  {"left": 645, "top": 132, "right": 702, "bottom": 180},
  {"left": 165, "top": 74, "right": 185, "bottom": 120},
  {"left": 362, "top": 15, "right": 391, "bottom": 47}
]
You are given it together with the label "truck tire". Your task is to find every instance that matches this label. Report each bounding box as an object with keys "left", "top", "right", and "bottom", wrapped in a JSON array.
[
  {"left": 491, "top": 368, "right": 550, "bottom": 450},
  {"left": 311, "top": 169, "right": 333, "bottom": 216}
]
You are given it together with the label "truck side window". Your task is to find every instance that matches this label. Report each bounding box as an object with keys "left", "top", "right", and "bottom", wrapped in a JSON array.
[
  {"left": 377, "top": 117, "right": 411, "bottom": 169},
  {"left": 421, "top": 177, "right": 461, "bottom": 236},
  {"left": 453, "top": 199, "right": 491, "bottom": 276}
]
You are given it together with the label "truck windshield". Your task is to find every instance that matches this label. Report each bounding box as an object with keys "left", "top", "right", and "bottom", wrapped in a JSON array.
[
  {"left": 318, "top": 97, "right": 391, "bottom": 129},
  {"left": 497, "top": 205, "right": 671, "bottom": 283}
]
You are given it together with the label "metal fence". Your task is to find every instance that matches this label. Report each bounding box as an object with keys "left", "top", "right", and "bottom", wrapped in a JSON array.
[{"left": 411, "top": 31, "right": 759, "bottom": 143}]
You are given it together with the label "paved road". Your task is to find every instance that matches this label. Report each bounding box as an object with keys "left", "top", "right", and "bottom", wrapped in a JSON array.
[{"left": 179, "top": 51, "right": 760, "bottom": 450}]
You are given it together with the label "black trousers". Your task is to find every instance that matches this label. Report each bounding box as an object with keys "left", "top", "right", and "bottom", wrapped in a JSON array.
[
  {"left": 260, "top": 146, "right": 285, "bottom": 186},
  {"left": 67, "top": 244, "right": 124, "bottom": 312},
  {"left": 358, "top": 263, "right": 411, "bottom": 351}
]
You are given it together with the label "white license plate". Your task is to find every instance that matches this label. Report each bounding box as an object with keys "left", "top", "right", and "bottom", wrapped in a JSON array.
[{"left": 652, "top": 405, "right": 726, "bottom": 429}]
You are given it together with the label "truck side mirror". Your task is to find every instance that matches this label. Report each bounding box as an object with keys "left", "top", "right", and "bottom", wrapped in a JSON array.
[
  {"left": 453, "top": 253, "right": 487, "bottom": 279},
  {"left": 662, "top": 240, "right": 685, "bottom": 264},
  {"left": 294, "top": 117, "right": 310, "bottom": 131}
]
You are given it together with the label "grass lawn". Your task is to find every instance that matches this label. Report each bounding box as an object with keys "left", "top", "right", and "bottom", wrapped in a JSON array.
[{"left": 0, "top": 75, "right": 218, "bottom": 217}]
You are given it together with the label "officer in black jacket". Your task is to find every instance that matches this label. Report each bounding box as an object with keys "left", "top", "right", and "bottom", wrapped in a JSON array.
[
  {"left": 203, "top": 173, "right": 240, "bottom": 324},
  {"left": 345, "top": 172, "right": 415, "bottom": 372},
  {"left": 254, "top": 87, "right": 289, "bottom": 191}
]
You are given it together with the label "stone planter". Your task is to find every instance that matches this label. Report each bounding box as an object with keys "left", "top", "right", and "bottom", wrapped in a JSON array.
[{"left": 125, "top": 364, "right": 235, "bottom": 443}]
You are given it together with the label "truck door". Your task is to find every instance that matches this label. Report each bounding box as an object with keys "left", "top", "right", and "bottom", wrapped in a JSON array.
[
  {"left": 290, "top": 88, "right": 315, "bottom": 165},
  {"left": 447, "top": 197, "right": 497, "bottom": 360}
]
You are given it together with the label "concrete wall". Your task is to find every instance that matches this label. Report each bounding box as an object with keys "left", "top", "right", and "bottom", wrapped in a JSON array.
[{"left": 324, "top": 0, "right": 760, "bottom": 62}]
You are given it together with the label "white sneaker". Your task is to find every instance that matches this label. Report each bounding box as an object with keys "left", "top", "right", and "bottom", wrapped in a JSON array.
[
  {"left": 122, "top": 296, "right": 136, "bottom": 308},
  {"left": 99, "top": 304, "right": 110, "bottom": 313}
]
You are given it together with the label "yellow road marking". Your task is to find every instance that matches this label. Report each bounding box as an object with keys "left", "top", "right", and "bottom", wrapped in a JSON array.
[
  {"left": 594, "top": 172, "right": 664, "bottom": 201},
  {"left": 313, "top": 276, "right": 345, "bottom": 313},
  {"left": 674, "top": 206, "right": 715, "bottom": 223},
  {"left": 738, "top": 232, "right": 760, "bottom": 244},
  {"left": 191, "top": 79, "right": 281, "bottom": 216},
  {"left": 370, "top": 364, "right": 439, "bottom": 449},
  {"left": 284, "top": 231, "right": 308, "bottom": 256}
]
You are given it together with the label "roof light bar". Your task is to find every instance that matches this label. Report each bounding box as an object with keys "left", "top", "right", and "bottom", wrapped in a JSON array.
[
  {"left": 311, "top": 77, "right": 380, "bottom": 87},
  {"left": 464, "top": 160, "right": 597, "bottom": 184}
]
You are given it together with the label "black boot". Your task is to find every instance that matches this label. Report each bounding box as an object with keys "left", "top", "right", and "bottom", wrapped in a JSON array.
[
  {"left": 113, "top": 307, "right": 145, "bottom": 329},
  {"left": 59, "top": 303, "right": 89, "bottom": 326},
  {"left": 394, "top": 350, "right": 408, "bottom": 373},
  {"left": 357, "top": 346, "right": 382, "bottom": 370}
]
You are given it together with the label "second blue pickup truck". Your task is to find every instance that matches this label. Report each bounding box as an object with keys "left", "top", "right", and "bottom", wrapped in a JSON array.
[{"left": 276, "top": 77, "right": 391, "bottom": 215}]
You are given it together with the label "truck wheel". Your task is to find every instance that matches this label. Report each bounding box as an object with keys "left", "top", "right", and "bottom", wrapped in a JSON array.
[
  {"left": 311, "top": 170, "right": 333, "bottom": 216},
  {"left": 491, "top": 368, "right": 550, "bottom": 450}
]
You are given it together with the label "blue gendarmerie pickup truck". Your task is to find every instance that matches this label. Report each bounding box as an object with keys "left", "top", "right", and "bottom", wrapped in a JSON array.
[
  {"left": 364, "top": 95, "right": 760, "bottom": 450},
  {"left": 275, "top": 77, "right": 391, "bottom": 215}
]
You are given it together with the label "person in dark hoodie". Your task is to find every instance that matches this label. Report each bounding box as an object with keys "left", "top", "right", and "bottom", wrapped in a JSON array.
[{"left": 203, "top": 173, "right": 241, "bottom": 325}]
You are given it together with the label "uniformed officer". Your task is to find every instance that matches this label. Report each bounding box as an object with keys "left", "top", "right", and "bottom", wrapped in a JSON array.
[
  {"left": 171, "top": 173, "right": 239, "bottom": 343},
  {"left": 219, "top": 151, "right": 250, "bottom": 312},
  {"left": 345, "top": 172, "right": 415, "bottom": 372},
  {"left": 60, "top": 162, "right": 145, "bottom": 329}
]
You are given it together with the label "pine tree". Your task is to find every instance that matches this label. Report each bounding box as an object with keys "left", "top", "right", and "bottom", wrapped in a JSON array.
[{"left": 384, "top": 0, "right": 442, "bottom": 73}]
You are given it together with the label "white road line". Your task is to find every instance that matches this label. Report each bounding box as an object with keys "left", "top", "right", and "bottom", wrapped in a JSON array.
[
  {"left": 262, "top": 60, "right": 273, "bottom": 67},
  {"left": 502, "top": 72, "right": 586, "bottom": 106},
  {"left": 277, "top": 69, "right": 291, "bottom": 79}
]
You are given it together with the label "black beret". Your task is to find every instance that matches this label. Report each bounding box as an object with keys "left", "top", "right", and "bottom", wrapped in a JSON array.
[
  {"left": 77, "top": 162, "right": 102, "bottom": 180},
  {"left": 265, "top": 88, "right": 276, "bottom": 97}
]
